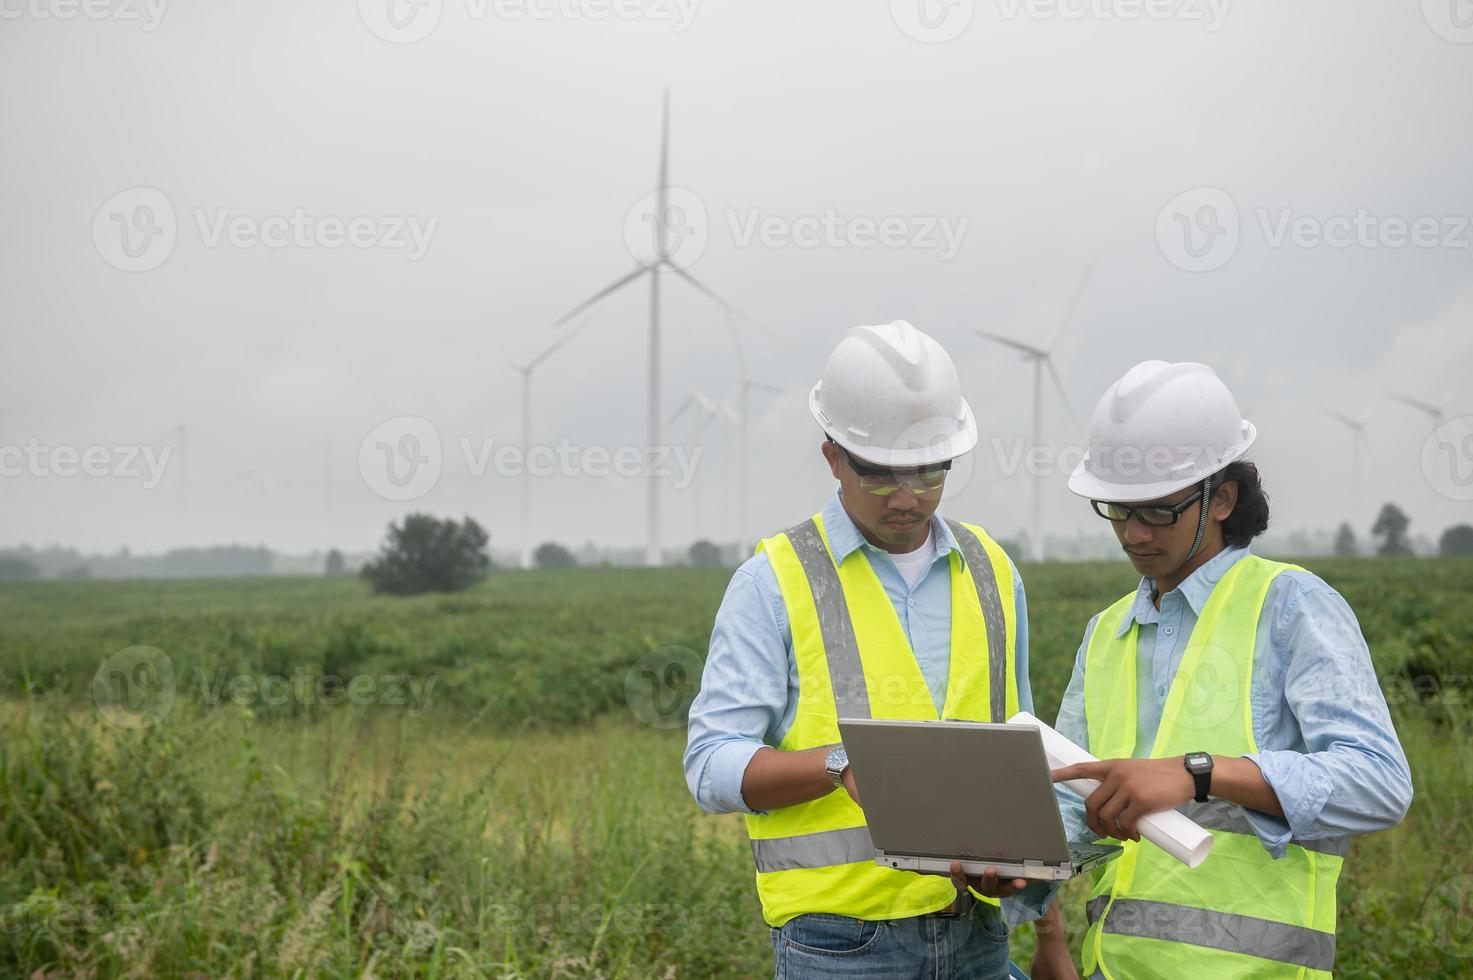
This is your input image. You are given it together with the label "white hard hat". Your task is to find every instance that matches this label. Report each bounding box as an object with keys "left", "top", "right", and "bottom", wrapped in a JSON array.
[
  {"left": 1067, "top": 360, "right": 1256, "bottom": 502},
  {"left": 809, "top": 320, "right": 977, "bottom": 468}
]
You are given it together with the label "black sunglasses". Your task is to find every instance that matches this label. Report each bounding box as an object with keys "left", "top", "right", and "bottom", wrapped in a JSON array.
[{"left": 1091, "top": 487, "right": 1206, "bottom": 527}]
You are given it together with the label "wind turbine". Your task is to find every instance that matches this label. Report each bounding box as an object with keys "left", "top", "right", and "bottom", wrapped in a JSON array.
[
  {"left": 552, "top": 88, "right": 764, "bottom": 567},
  {"left": 436, "top": 317, "right": 595, "bottom": 569},
  {"left": 973, "top": 259, "right": 1095, "bottom": 562},
  {"left": 1321, "top": 406, "right": 1370, "bottom": 518}
]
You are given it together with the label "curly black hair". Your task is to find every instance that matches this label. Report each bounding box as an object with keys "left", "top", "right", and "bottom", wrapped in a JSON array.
[{"left": 1215, "top": 460, "right": 1270, "bottom": 546}]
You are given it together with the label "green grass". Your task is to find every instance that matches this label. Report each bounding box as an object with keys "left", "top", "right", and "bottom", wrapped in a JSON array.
[{"left": 1, "top": 558, "right": 1470, "bottom": 977}]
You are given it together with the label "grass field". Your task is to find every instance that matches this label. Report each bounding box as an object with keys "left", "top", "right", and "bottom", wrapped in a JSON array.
[{"left": 1, "top": 558, "right": 1471, "bottom": 977}]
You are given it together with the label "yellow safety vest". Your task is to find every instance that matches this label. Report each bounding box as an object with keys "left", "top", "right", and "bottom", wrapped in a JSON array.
[
  {"left": 746, "top": 511, "right": 1019, "bottom": 928},
  {"left": 1081, "top": 554, "right": 1346, "bottom": 979}
]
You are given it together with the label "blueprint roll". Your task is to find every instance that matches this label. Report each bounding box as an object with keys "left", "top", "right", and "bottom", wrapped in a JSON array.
[{"left": 1008, "top": 711, "right": 1214, "bottom": 869}]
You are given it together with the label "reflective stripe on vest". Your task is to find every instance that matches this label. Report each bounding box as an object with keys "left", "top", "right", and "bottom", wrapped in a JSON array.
[
  {"left": 743, "top": 512, "right": 1018, "bottom": 926},
  {"left": 1085, "top": 897, "right": 1336, "bottom": 973},
  {"left": 1081, "top": 554, "right": 1342, "bottom": 980}
]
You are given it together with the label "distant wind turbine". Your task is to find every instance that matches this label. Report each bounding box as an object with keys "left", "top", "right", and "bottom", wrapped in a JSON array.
[
  {"left": 437, "top": 316, "right": 595, "bottom": 569},
  {"left": 974, "top": 258, "right": 1096, "bottom": 561},
  {"left": 552, "top": 88, "right": 766, "bottom": 567}
]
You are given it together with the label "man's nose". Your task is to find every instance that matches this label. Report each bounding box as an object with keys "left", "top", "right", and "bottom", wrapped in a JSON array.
[
  {"left": 1122, "top": 516, "right": 1154, "bottom": 545},
  {"left": 888, "top": 485, "right": 921, "bottom": 509}
]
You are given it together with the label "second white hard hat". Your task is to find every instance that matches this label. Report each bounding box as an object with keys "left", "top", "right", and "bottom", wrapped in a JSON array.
[
  {"left": 1067, "top": 360, "right": 1256, "bottom": 502},
  {"left": 809, "top": 320, "right": 977, "bottom": 468}
]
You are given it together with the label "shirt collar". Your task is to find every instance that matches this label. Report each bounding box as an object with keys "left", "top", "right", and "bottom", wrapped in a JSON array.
[
  {"left": 820, "top": 488, "right": 959, "bottom": 565},
  {"left": 1116, "top": 544, "right": 1251, "bottom": 637}
]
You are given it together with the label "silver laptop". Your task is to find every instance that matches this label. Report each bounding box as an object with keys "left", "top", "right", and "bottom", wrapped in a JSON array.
[{"left": 837, "top": 718, "right": 1122, "bottom": 882}]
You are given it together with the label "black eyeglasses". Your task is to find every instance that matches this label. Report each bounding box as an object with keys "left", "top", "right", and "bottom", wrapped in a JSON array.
[
  {"left": 1091, "top": 487, "right": 1206, "bottom": 527},
  {"left": 829, "top": 437, "right": 951, "bottom": 497}
]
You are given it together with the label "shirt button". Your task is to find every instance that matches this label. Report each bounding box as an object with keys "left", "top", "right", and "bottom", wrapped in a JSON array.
[
  {"left": 1162, "top": 625, "right": 1175, "bottom": 636},
  {"left": 1157, "top": 685, "right": 1167, "bottom": 697}
]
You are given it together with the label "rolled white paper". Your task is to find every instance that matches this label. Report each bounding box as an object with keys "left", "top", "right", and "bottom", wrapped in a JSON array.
[{"left": 1008, "top": 710, "right": 1214, "bottom": 869}]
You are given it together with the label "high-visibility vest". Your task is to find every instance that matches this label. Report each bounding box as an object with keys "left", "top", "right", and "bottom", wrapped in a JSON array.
[
  {"left": 746, "top": 511, "right": 1019, "bottom": 928},
  {"left": 1081, "top": 554, "right": 1347, "bottom": 979}
]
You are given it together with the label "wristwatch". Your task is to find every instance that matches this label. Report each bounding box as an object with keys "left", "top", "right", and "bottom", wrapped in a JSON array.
[
  {"left": 825, "top": 745, "right": 850, "bottom": 788},
  {"left": 1183, "top": 752, "right": 1213, "bottom": 803}
]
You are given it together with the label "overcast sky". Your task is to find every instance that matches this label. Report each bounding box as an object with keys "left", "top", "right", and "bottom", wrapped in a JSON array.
[{"left": 3, "top": 1, "right": 1472, "bottom": 558}]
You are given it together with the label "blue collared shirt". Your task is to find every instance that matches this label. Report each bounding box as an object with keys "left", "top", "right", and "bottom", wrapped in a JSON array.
[
  {"left": 683, "top": 489, "right": 1035, "bottom": 816},
  {"left": 1053, "top": 544, "right": 1413, "bottom": 856}
]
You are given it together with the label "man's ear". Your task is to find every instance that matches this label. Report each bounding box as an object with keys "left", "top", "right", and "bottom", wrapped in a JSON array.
[
  {"left": 1211, "top": 480, "right": 1238, "bottom": 523},
  {"left": 821, "top": 440, "right": 846, "bottom": 481}
]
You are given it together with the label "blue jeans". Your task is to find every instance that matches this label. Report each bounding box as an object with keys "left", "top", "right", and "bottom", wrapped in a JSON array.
[{"left": 771, "top": 900, "right": 1012, "bottom": 979}]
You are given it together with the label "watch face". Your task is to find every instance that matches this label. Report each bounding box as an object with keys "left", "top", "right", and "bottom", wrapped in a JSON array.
[{"left": 1186, "top": 753, "right": 1211, "bottom": 772}]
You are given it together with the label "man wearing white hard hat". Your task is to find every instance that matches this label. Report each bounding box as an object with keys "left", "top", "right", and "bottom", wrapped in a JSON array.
[
  {"left": 685, "top": 321, "right": 1061, "bottom": 978},
  {"left": 1041, "top": 361, "right": 1411, "bottom": 980}
]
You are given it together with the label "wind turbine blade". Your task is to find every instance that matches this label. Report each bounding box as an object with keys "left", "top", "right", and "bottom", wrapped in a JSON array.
[
  {"left": 1043, "top": 357, "right": 1079, "bottom": 430},
  {"left": 526, "top": 314, "right": 596, "bottom": 371},
  {"left": 553, "top": 266, "right": 648, "bottom": 326},
  {"left": 974, "top": 329, "right": 1046, "bottom": 358},
  {"left": 666, "top": 393, "right": 698, "bottom": 427},
  {"left": 1046, "top": 254, "right": 1100, "bottom": 351},
  {"left": 1321, "top": 408, "right": 1362, "bottom": 430},
  {"left": 665, "top": 264, "right": 783, "bottom": 341},
  {"left": 1383, "top": 390, "right": 1443, "bottom": 417},
  {"left": 657, "top": 88, "right": 670, "bottom": 260},
  {"left": 746, "top": 380, "right": 792, "bottom": 397}
]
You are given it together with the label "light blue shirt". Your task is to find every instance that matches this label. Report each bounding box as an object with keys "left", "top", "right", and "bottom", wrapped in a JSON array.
[
  {"left": 1053, "top": 544, "right": 1413, "bottom": 857},
  {"left": 683, "top": 489, "right": 1048, "bottom": 925},
  {"left": 684, "top": 489, "right": 1034, "bottom": 814}
]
